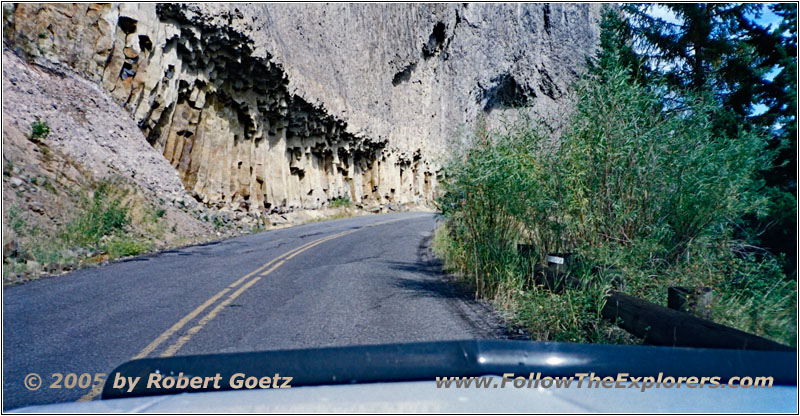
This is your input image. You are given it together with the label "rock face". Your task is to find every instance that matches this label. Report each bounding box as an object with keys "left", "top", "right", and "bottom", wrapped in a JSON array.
[{"left": 3, "top": 3, "right": 601, "bottom": 216}]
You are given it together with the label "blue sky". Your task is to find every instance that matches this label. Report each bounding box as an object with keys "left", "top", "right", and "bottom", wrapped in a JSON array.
[
  {"left": 646, "top": 3, "right": 783, "bottom": 29},
  {"left": 754, "top": 3, "right": 783, "bottom": 30}
]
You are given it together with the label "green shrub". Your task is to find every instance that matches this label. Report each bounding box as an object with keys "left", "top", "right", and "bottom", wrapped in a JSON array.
[
  {"left": 29, "top": 117, "right": 50, "bottom": 140},
  {"left": 212, "top": 216, "right": 224, "bottom": 228},
  {"left": 3, "top": 176, "right": 171, "bottom": 281},
  {"left": 712, "top": 252, "right": 797, "bottom": 345},
  {"left": 61, "top": 181, "right": 130, "bottom": 247},
  {"left": 329, "top": 196, "right": 352, "bottom": 208},
  {"left": 8, "top": 206, "right": 26, "bottom": 234},
  {"left": 104, "top": 236, "right": 150, "bottom": 259},
  {"left": 436, "top": 115, "right": 543, "bottom": 297},
  {"left": 556, "top": 73, "right": 769, "bottom": 260},
  {"left": 435, "top": 57, "right": 794, "bottom": 344}
]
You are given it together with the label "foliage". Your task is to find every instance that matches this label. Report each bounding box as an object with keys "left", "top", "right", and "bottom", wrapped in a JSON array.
[
  {"left": 61, "top": 180, "right": 130, "bottom": 247},
  {"left": 212, "top": 216, "right": 224, "bottom": 228},
  {"left": 754, "top": 3, "right": 798, "bottom": 275},
  {"left": 559, "top": 73, "right": 770, "bottom": 260},
  {"left": 433, "top": 224, "right": 634, "bottom": 344},
  {"left": 103, "top": 236, "right": 150, "bottom": 259},
  {"left": 29, "top": 117, "right": 50, "bottom": 141},
  {"left": 712, "top": 252, "right": 796, "bottom": 344},
  {"left": 435, "top": 31, "right": 795, "bottom": 344},
  {"left": 624, "top": 3, "right": 797, "bottom": 275},
  {"left": 2, "top": 156, "right": 172, "bottom": 282},
  {"left": 625, "top": 3, "right": 765, "bottom": 114},
  {"left": 8, "top": 205, "right": 26, "bottom": 234},
  {"left": 588, "top": 8, "right": 647, "bottom": 84},
  {"left": 329, "top": 195, "right": 353, "bottom": 208}
]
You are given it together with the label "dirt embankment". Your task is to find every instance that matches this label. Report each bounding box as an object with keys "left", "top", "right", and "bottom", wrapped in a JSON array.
[{"left": 2, "top": 45, "right": 217, "bottom": 283}]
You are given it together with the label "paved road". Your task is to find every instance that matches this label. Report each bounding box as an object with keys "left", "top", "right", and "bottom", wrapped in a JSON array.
[{"left": 3, "top": 212, "right": 509, "bottom": 410}]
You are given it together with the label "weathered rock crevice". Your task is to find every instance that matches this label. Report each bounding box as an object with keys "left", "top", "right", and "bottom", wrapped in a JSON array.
[
  {"left": 422, "top": 22, "right": 447, "bottom": 59},
  {"left": 392, "top": 62, "right": 417, "bottom": 87},
  {"left": 479, "top": 73, "right": 537, "bottom": 111}
]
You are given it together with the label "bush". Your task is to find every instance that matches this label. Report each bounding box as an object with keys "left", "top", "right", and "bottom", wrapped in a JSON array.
[
  {"left": 436, "top": 57, "right": 795, "bottom": 344},
  {"left": 329, "top": 196, "right": 352, "bottom": 208},
  {"left": 3, "top": 172, "right": 171, "bottom": 282},
  {"left": 8, "top": 205, "right": 26, "bottom": 234},
  {"left": 433, "top": 224, "right": 634, "bottom": 344},
  {"left": 29, "top": 117, "right": 50, "bottom": 141},
  {"left": 558, "top": 74, "right": 769, "bottom": 260},
  {"left": 61, "top": 180, "right": 130, "bottom": 247},
  {"left": 104, "top": 236, "right": 150, "bottom": 259}
]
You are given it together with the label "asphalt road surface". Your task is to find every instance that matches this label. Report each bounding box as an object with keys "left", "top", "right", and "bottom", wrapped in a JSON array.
[{"left": 3, "top": 212, "right": 510, "bottom": 410}]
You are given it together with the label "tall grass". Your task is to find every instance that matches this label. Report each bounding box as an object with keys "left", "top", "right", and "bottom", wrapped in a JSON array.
[
  {"left": 61, "top": 180, "right": 130, "bottom": 247},
  {"left": 5, "top": 177, "right": 163, "bottom": 281},
  {"left": 435, "top": 59, "right": 796, "bottom": 345}
]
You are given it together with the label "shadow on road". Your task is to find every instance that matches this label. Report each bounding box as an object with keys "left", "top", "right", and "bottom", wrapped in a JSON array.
[{"left": 384, "top": 260, "right": 475, "bottom": 301}]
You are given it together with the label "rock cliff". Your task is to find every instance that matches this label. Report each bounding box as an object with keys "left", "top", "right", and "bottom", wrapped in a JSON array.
[{"left": 3, "top": 3, "right": 601, "bottom": 217}]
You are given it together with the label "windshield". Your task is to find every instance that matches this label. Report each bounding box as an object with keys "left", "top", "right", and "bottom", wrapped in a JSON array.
[{"left": 2, "top": 2, "right": 796, "bottom": 413}]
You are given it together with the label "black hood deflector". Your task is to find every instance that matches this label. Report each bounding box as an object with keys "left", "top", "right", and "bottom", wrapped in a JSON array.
[{"left": 102, "top": 339, "right": 796, "bottom": 399}]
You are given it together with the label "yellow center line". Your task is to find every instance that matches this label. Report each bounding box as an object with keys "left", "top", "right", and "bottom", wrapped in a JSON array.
[
  {"left": 159, "top": 229, "right": 358, "bottom": 357},
  {"left": 78, "top": 214, "right": 421, "bottom": 402},
  {"left": 132, "top": 233, "right": 347, "bottom": 360},
  {"left": 77, "top": 233, "right": 344, "bottom": 402}
]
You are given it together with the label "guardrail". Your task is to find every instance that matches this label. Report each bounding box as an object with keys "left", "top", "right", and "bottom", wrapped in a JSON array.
[{"left": 518, "top": 246, "right": 794, "bottom": 352}]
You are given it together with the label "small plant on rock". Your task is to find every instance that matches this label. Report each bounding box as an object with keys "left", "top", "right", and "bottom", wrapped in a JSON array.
[
  {"left": 29, "top": 117, "right": 50, "bottom": 142},
  {"left": 329, "top": 196, "right": 352, "bottom": 208}
]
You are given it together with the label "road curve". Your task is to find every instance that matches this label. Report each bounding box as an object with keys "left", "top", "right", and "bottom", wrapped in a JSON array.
[{"left": 3, "top": 212, "right": 510, "bottom": 410}]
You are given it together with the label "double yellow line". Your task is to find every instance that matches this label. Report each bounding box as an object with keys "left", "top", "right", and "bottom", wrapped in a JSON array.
[{"left": 79, "top": 215, "right": 417, "bottom": 401}]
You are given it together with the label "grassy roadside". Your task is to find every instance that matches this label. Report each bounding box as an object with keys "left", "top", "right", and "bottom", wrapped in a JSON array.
[
  {"left": 2, "top": 166, "right": 389, "bottom": 285},
  {"left": 3, "top": 176, "right": 168, "bottom": 283},
  {"left": 433, "top": 224, "right": 637, "bottom": 344}
]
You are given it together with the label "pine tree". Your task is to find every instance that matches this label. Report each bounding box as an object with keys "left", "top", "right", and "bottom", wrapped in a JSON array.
[
  {"left": 623, "top": 3, "right": 797, "bottom": 275},
  {"left": 751, "top": 3, "right": 798, "bottom": 276},
  {"left": 588, "top": 7, "right": 645, "bottom": 83},
  {"left": 753, "top": 3, "right": 797, "bottom": 193},
  {"left": 624, "top": 3, "right": 769, "bottom": 118}
]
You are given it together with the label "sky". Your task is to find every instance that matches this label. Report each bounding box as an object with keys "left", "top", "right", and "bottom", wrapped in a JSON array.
[
  {"left": 753, "top": 3, "right": 784, "bottom": 30},
  {"left": 646, "top": 3, "right": 783, "bottom": 29}
]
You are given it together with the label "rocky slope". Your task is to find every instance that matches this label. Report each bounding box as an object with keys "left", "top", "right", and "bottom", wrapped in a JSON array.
[
  {"left": 2, "top": 45, "right": 215, "bottom": 283},
  {"left": 3, "top": 3, "right": 601, "bottom": 218}
]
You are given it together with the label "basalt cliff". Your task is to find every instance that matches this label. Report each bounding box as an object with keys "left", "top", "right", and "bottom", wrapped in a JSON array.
[{"left": 3, "top": 3, "right": 601, "bottom": 218}]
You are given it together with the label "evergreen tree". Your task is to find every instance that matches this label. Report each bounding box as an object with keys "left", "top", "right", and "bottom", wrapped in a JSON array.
[
  {"left": 753, "top": 3, "right": 797, "bottom": 276},
  {"left": 625, "top": 4, "right": 771, "bottom": 117},
  {"left": 624, "top": 3, "right": 797, "bottom": 275},
  {"left": 753, "top": 3, "right": 797, "bottom": 194},
  {"left": 588, "top": 8, "right": 646, "bottom": 83}
]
